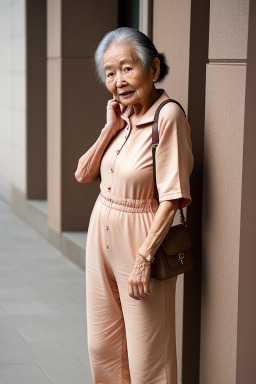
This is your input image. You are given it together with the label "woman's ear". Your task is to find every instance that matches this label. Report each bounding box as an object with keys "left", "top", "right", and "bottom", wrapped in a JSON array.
[{"left": 152, "top": 56, "right": 161, "bottom": 82}]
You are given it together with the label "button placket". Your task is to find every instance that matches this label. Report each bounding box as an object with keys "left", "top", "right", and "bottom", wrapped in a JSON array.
[
  {"left": 104, "top": 136, "right": 118, "bottom": 252},
  {"left": 105, "top": 203, "right": 111, "bottom": 252},
  {"left": 104, "top": 119, "right": 131, "bottom": 253},
  {"left": 103, "top": 203, "right": 111, "bottom": 253},
  {"left": 116, "top": 121, "right": 131, "bottom": 153}
]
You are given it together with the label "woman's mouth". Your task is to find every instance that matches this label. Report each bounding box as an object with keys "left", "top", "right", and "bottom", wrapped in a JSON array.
[{"left": 119, "top": 91, "right": 135, "bottom": 99}]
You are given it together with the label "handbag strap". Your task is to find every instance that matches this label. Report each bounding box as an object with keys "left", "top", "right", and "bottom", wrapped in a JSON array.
[{"left": 152, "top": 98, "right": 187, "bottom": 226}]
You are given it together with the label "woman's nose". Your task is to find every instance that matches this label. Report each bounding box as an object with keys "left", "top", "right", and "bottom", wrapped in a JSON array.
[{"left": 115, "top": 72, "right": 125, "bottom": 87}]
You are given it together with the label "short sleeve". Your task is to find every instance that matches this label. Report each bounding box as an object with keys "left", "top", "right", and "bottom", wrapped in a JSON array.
[{"left": 155, "top": 104, "right": 194, "bottom": 209}]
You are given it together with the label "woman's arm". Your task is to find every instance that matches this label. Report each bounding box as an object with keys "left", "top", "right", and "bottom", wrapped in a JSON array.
[
  {"left": 138, "top": 198, "right": 180, "bottom": 261},
  {"left": 74, "top": 123, "right": 117, "bottom": 183},
  {"left": 75, "top": 98, "right": 127, "bottom": 183},
  {"left": 128, "top": 198, "right": 180, "bottom": 300}
]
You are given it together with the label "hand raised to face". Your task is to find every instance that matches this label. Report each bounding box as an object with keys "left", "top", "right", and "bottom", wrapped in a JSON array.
[{"left": 106, "top": 97, "right": 128, "bottom": 133}]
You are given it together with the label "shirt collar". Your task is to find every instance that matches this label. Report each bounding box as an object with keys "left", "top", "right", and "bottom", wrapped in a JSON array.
[{"left": 120, "top": 89, "right": 170, "bottom": 127}]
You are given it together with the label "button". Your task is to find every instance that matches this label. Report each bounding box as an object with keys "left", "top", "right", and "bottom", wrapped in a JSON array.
[
  {"left": 105, "top": 225, "right": 109, "bottom": 230},
  {"left": 115, "top": 149, "right": 120, "bottom": 154},
  {"left": 110, "top": 168, "right": 114, "bottom": 173},
  {"left": 108, "top": 186, "right": 111, "bottom": 191}
]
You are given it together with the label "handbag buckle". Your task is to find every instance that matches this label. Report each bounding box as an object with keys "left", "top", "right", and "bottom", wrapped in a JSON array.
[{"left": 177, "top": 252, "right": 185, "bottom": 264}]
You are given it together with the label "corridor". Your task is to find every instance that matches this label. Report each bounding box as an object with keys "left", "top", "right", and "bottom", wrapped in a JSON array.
[{"left": 0, "top": 198, "right": 93, "bottom": 384}]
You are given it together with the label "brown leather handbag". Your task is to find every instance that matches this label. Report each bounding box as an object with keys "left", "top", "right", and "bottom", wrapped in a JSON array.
[{"left": 150, "top": 99, "right": 195, "bottom": 280}]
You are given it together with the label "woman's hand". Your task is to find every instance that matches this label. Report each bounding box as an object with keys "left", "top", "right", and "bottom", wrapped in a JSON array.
[
  {"left": 106, "top": 97, "right": 128, "bottom": 133},
  {"left": 128, "top": 254, "right": 152, "bottom": 300}
]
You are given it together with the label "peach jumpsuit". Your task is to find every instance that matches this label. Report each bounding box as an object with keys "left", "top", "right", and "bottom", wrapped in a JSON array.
[{"left": 83, "top": 89, "right": 194, "bottom": 384}]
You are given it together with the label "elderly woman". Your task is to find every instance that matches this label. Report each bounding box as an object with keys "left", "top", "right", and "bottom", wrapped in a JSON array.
[{"left": 75, "top": 27, "right": 194, "bottom": 384}]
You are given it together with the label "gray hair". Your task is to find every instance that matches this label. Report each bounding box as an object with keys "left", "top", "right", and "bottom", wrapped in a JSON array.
[{"left": 93, "top": 27, "right": 169, "bottom": 84}]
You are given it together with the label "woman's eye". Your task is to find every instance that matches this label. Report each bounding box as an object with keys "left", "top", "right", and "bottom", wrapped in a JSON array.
[
  {"left": 124, "top": 67, "right": 132, "bottom": 72},
  {"left": 107, "top": 72, "right": 114, "bottom": 78}
]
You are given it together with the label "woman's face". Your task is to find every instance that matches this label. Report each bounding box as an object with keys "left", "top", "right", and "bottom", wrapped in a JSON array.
[{"left": 103, "top": 41, "right": 158, "bottom": 107}]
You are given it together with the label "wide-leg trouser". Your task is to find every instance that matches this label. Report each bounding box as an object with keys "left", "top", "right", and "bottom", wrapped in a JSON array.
[{"left": 85, "top": 191, "right": 178, "bottom": 384}]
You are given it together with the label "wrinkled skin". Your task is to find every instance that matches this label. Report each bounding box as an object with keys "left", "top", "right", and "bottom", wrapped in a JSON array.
[
  {"left": 103, "top": 41, "right": 161, "bottom": 118},
  {"left": 128, "top": 254, "right": 152, "bottom": 300}
]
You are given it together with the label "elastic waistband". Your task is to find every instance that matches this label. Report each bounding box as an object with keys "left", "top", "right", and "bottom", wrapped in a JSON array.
[{"left": 97, "top": 191, "right": 159, "bottom": 213}]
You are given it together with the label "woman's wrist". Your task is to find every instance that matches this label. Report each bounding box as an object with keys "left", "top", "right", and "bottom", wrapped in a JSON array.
[
  {"left": 137, "top": 251, "right": 154, "bottom": 263},
  {"left": 103, "top": 122, "right": 117, "bottom": 133}
]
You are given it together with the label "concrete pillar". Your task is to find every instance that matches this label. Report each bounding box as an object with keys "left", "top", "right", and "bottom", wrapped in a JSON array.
[
  {"left": 47, "top": 0, "right": 118, "bottom": 232},
  {"left": 153, "top": 0, "right": 209, "bottom": 384},
  {"left": 153, "top": 1, "right": 210, "bottom": 383},
  {"left": 200, "top": 0, "right": 250, "bottom": 383},
  {"left": 235, "top": 0, "right": 256, "bottom": 382}
]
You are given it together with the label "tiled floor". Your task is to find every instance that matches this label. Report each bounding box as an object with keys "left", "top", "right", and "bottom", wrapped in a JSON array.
[{"left": 0, "top": 198, "right": 93, "bottom": 384}]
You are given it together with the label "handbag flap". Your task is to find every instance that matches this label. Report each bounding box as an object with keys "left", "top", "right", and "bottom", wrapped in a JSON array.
[{"left": 160, "top": 224, "right": 192, "bottom": 255}]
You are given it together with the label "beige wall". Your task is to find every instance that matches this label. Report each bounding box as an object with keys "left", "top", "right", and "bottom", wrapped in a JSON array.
[
  {"left": 201, "top": 64, "right": 246, "bottom": 383},
  {"left": 0, "top": 0, "right": 26, "bottom": 193},
  {"left": 236, "top": 2, "right": 256, "bottom": 381},
  {"left": 153, "top": 0, "right": 191, "bottom": 109}
]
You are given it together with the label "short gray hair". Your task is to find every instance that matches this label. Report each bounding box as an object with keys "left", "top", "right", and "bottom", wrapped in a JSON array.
[{"left": 93, "top": 27, "right": 169, "bottom": 84}]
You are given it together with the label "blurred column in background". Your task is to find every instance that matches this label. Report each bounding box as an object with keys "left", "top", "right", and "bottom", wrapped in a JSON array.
[
  {"left": 47, "top": 0, "right": 118, "bottom": 233},
  {"left": 26, "top": 0, "right": 47, "bottom": 199}
]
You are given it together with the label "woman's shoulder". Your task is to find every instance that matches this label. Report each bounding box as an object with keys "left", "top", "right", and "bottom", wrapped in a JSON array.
[
  {"left": 157, "top": 99, "right": 187, "bottom": 138},
  {"left": 158, "top": 99, "right": 186, "bottom": 121}
]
